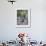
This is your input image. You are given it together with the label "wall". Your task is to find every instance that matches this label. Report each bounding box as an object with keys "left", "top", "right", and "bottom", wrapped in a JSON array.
[{"left": 0, "top": 0, "right": 46, "bottom": 41}]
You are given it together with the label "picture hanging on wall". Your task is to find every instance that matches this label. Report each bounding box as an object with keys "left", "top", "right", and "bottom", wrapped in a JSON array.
[{"left": 16, "top": 8, "right": 31, "bottom": 28}]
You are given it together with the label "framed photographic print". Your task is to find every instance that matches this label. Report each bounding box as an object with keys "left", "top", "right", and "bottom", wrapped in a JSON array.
[{"left": 16, "top": 8, "right": 31, "bottom": 28}]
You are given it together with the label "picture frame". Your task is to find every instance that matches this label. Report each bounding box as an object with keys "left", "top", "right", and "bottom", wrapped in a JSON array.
[{"left": 16, "top": 8, "right": 31, "bottom": 28}]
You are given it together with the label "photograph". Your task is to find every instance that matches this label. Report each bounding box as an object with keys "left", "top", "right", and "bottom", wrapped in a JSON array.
[
  {"left": 16, "top": 8, "right": 31, "bottom": 28},
  {"left": 17, "top": 10, "right": 28, "bottom": 25}
]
